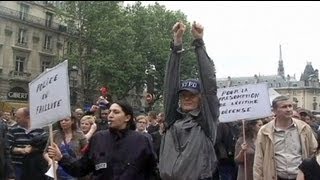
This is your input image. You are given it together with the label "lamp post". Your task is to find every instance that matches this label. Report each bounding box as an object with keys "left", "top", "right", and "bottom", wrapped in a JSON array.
[
  {"left": 145, "top": 64, "right": 156, "bottom": 112},
  {"left": 69, "top": 65, "right": 78, "bottom": 108}
]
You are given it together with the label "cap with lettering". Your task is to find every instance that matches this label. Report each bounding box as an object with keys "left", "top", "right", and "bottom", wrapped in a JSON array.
[{"left": 178, "top": 79, "right": 201, "bottom": 94}]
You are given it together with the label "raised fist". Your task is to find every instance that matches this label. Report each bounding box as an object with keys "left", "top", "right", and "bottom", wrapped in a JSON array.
[
  {"left": 172, "top": 21, "right": 186, "bottom": 45},
  {"left": 191, "top": 21, "right": 204, "bottom": 39}
]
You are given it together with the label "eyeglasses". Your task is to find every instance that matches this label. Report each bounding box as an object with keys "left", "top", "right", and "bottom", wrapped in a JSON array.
[{"left": 138, "top": 121, "right": 147, "bottom": 124}]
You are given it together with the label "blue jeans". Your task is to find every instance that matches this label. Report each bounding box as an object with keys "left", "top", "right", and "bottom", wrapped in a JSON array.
[
  {"left": 218, "top": 164, "right": 237, "bottom": 180},
  {"left": 14, "top": 165, "right": 23, "bottom": 180}
]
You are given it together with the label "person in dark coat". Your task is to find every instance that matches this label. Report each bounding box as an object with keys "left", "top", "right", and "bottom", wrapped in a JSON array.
[
  {"left": 0, "top": 118, "right": 15, "bottom": 180},
  {"left": 159, "top": 21, "right": 220, "bottom": 180},
  {"left": 48, "top": 101, "right": 158, "bottom": 180}
]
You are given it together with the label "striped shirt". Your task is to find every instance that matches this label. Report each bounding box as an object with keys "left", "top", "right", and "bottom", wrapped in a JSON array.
[{"left": 7, "top": 125, "right": 47, "bottom": 165}]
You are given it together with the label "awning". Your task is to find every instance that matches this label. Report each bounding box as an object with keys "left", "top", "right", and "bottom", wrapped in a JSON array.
[{"left": 0, "top": 101, "right": 28, "bottom": 112}]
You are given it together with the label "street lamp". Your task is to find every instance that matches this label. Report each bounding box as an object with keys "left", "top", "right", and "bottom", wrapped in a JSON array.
[
  {"left": 69, "top": 65, "right": 78, "bottom": 107},
  {"left": 145, "top": 64, "right": 156, "bottom": 112}
]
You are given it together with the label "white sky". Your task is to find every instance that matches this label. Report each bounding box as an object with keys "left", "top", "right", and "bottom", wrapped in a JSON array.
[{"left": 125, "top": 1, "right": 320, "bottom": 79}]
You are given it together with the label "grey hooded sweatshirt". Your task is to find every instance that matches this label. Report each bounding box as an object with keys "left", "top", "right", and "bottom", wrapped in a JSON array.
[{"left": 159, "top": 39, "right": 220, "bottom": 180}]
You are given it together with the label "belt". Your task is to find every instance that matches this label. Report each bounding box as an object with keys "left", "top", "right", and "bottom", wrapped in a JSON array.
[{"left": 277, "top": 176, "right": 296, "bottom": 180}]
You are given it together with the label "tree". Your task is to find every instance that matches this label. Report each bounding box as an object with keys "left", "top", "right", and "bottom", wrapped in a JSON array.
[
  {"left": 125, "top": 2, "right": 198, "bottom": 104},
  {"left": 57, "top": 1, "right": 199, "bottom": 108}
]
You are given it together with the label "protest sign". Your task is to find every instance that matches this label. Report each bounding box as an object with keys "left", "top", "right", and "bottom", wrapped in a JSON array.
[
  {"left": 217, "top": 83, "right": 272, "bottom": 123},
  {"left": 29, "top": 60, "right": 71, "bottom": 129},
  {"left": 269, "top": 88, "right": 281, "bottom": 104}
]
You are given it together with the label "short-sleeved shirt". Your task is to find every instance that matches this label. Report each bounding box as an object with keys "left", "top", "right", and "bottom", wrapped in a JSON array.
[{"left": 298, "top": 156, "right": 320, "bottom": 180}]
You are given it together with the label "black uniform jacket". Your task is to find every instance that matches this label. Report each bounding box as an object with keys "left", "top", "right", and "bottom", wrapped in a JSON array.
[{"left": 59, "top": 128, "right": 157, "bottom": 180}]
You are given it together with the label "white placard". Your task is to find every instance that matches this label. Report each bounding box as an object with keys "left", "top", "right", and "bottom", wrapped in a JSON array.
[
  {"left": 29, "top": 60, "right": 71, "bottom": 129},
  {"left": 268, "top": 88, "right": 281, "bottom": 104},
  {"left": 217, "top": 83, "right": 272, "bottom": 123}
]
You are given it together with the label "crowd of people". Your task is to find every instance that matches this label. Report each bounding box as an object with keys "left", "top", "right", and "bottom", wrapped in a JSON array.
[{"left": 0, "top": 21, "right": 320, "bottom": 180}]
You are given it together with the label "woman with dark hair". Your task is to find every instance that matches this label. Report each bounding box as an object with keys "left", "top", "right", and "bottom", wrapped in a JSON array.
[
  {"left": 45, "top": 115, "right": 88, "bottom": 180},
  {"left": 234, "top": 119, "right": 263, "bottom": 180},
  {"left": 297, "top": 132, "right": 320, "bottom": 180},
  {"left": 47, "top": 101, "right": 157, "bottom": 180}
]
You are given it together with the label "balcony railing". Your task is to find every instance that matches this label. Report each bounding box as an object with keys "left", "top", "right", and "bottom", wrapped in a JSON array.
[
  {"left": 9, "top": 71, "right": 31, "bottom": 81},
  {"left": 15, "top": 41, "right": 28, "bottom": 48},
  {"left": 42, "top": 47, "right": 53, "bottom": 54},
  {"left": 0, "top": 5, "right": 75, "bottom": 34}
]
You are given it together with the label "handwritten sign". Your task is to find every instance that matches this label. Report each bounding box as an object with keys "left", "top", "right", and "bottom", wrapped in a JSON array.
[
  {"left": 217, "top": 83, "right": 272, "bottom": 123},
  {"left": 29, "top": 60, "right": 71, "bottom": 129}
]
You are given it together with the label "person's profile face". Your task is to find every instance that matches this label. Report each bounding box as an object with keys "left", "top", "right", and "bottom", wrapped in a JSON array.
[
  {"left": 108, "top": 104, "right": 130, "bottom": 130},
  {"left": 273, "top": 100, "right": 293, "bottom": 120}
]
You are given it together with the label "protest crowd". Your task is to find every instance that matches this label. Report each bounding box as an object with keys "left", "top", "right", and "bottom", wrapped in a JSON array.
[{"left": 0, "top": 21, "right": 320, "bottom": 180}]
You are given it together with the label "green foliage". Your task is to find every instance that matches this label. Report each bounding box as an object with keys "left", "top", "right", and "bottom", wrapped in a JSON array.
[{"left": 58, "top": 1, "right": 198, "bottom": 104}]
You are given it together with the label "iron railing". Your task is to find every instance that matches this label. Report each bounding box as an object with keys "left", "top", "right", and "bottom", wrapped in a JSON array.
[{"left": 0, "top": 5, "right": 75, "bottom": 34}]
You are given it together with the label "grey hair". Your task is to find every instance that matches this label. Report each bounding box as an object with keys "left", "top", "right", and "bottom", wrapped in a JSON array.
[{"left": 272, "top": 95, "right": 289, "bottom": 109}]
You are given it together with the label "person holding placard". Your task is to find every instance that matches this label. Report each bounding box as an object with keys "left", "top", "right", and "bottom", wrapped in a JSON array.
[
  {"left": 234, "top": 119, "right": 263, "bottom": 180},
  {"left": 253, "top": 96, "right": 317, "bottom": 180},
  {"left": 158, "top": 21, "right": 219, "bottom": 180},
  {"left": 45, "top": 115, "right": 88, "bottom": 180},
  {"left": 47, "top": 101, "right": 158, "bottom": 180}
]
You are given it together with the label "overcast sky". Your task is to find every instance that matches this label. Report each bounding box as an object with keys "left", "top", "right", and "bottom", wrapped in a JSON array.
[{"left": 125, "top": 1, "right": 320, "bottom": 79}]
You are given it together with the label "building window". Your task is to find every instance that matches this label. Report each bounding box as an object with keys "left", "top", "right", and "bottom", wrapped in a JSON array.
[
  {"left": 45, "top": 12, "right": 53, "bottom": 27},
  {"left": 19, "top": 4, "right": 29, "bottom": 20},
  {"left": 314, "top": 97, "right": 317, "bottom": 102},
  {"left": 313, "top": 102, "right": 318, "bottom": 111},
  {"left": 41, "top": 60, "right": 52, "bottom": 72},
  {"left": 15, "top": 56, "right": 25, "bottom": 73},
  {"left": 44, "top": 35, "right": 52, "bottom": 50},
  {"left": 270, "top": 83, "right": 273, "bottom": 87},
  {"left": 41, "top": 61, "right": 51, "bottom": 72},
  {"left": 278, "top": 83, "right": 281, "bottom": 87},
  {"left": 17, "top": 28, "right": 27, "bottom": 46}
]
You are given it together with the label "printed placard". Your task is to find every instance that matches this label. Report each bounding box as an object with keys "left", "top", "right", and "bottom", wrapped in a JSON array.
[
  {"left": 217, "top": 83, "right": 272, "bottom": 122},
  {"left": 29, "top": 60, "right": 71, "bottom": 129}
]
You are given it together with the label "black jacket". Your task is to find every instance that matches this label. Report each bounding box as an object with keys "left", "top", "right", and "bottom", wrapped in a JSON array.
[
  {"left": 0, "top": 119, "right": 14, "bottom": 179},
  {"left": 59, "top": 128, "right": 157, "bottom": 180}
]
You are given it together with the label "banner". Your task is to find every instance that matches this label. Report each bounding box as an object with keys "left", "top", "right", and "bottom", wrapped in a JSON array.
[
  {"left": 217, "top": 83, "right": 272, "bottom": 123},
  {"left": 29, "top": 60, "right": 71, "bottom": 129}
]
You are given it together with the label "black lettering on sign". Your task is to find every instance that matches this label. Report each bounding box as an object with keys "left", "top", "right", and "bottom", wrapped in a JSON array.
[
  {"left": 36, "top": 74, "right": 59, "bottom": 93},
  {"left": 221, "top": 107, "right": 252, "bottom": 115},
  {"left": 36, "top": 99, "right": 63, "bottom": 114}
]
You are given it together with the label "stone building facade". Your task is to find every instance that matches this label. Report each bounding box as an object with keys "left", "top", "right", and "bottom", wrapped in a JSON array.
[
  {"left": 217, "top": 45, "right": 320, "bottom": 111},
  {"left": 0, "top": 1, "right": 71, "bottom": 112}
]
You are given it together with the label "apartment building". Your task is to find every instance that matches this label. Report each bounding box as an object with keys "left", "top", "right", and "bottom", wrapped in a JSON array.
[{"left": 0, "top": 1, "right": 71, "bottom": 112}]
